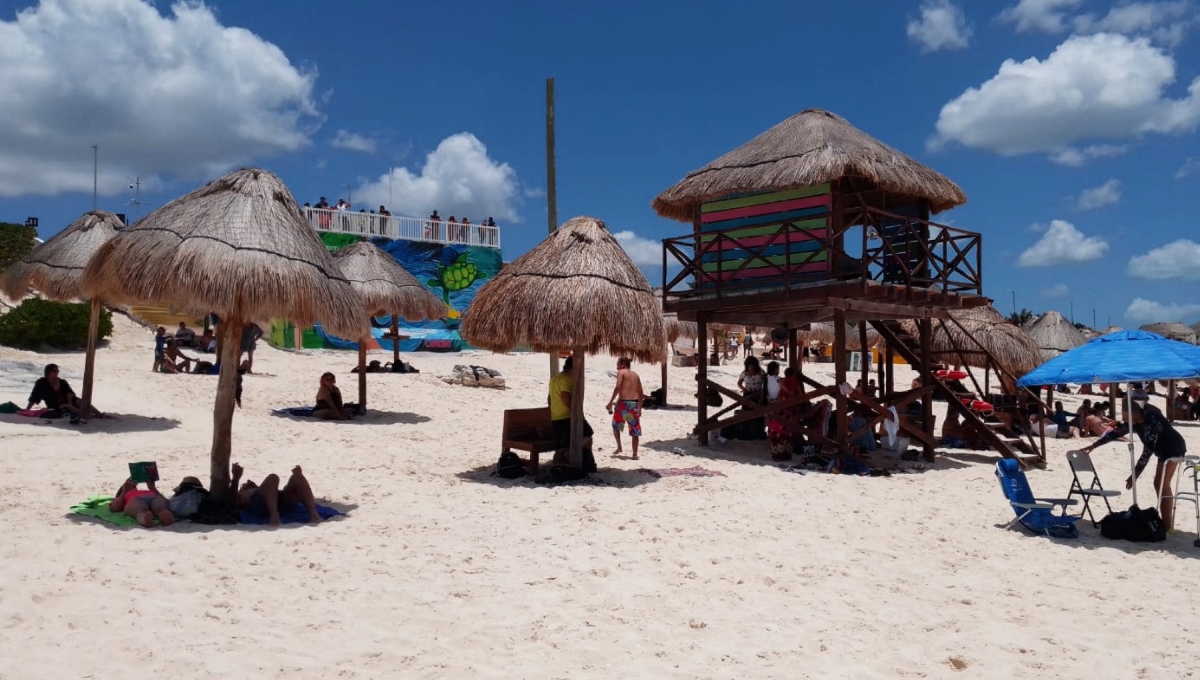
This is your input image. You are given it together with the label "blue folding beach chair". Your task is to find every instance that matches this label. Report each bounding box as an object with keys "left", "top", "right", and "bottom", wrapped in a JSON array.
[{"left": 995, "top": 459, "right": 1080, "bottom": 539}]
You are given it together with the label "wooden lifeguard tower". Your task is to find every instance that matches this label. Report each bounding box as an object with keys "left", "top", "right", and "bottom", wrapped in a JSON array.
[{"left": 654, "top": 109, "right": 1046, "bottom": 465}]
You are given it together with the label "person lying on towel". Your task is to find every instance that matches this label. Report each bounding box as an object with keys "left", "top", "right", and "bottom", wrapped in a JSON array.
[
  {"left": 234, "top": 463, "right": 323, "bottom": 527},
  {"left": 109, "top": 478, "right": 174, "bottom": 528},
  {"left": 27, "top": 363, "right": 104, "bottom": 422}
]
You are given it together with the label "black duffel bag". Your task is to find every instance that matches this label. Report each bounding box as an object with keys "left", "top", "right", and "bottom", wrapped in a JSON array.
[{"left": 1100, "top": 504, "right": 1166, "bottom": 542}]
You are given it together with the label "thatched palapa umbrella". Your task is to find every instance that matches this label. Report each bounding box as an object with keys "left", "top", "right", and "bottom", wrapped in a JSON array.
[
  {"left": 461, "top": 216, "right": 665, "bottom": 468},
  {"left": 333, "top": 241, "right": 445, "bottom": 412},
  {"left": 652, "top": 108, "right": 967, "bottom": 221},
  {"left": 2, "top": 210, "right": 124, "bottom": 421},
  {"left": 910, "top": 306, "right": 1044, "bottom": 377},
  {"left": 1027, "top": 310, "right": 1087, "bottom": 360},
  {"left": 1140, "top": 322, "right": 1197, "bottom": 345},
  {"left": 82, "top": 168, "right": 365, "bottom": 492}
]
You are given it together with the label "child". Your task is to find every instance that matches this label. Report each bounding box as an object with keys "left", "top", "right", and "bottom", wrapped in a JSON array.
[{"left": 152, "top": 326, "right": 167, "bottom": 372}]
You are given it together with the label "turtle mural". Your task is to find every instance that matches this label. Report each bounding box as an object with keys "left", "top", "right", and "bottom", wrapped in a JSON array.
[{"left": 270, "top": 235, "right": 502, "bottom": 352}]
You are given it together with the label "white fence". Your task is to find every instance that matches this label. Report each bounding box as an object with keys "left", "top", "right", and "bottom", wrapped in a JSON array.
[{"left": 304, "top": 207, "right": 501, "bottom": 249}]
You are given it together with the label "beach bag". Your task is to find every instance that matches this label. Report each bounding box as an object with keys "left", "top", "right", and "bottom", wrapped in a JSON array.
[
  {"left": 193, "top": 361, "right": 214, "bottom": 374},
  {"left": 168, "top": 488, "right": 208, "bottom": 519},
  {"left": 1100, "top": 504, "right": 1166, "bottom": 542},
  {"left": 0, "top": 401, "right": 18, "bottom": 414},
  {"left": 496, "top": 451, "right": 526, "bottom": 479},
  {"left": 706, "top": 389, "right": 723, "bottom": 408}
]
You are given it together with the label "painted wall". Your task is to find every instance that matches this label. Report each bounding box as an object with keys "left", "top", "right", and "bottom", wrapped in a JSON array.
[{"left": 269, "top": 234, "right": 502, "bottom": 353}]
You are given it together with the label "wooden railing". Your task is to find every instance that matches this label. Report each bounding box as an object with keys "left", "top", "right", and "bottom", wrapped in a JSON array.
[{"left": 662, "top": 207, "right": 982, "bottom": 300}]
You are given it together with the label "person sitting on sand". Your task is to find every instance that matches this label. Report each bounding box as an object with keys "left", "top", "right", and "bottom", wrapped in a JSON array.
[
  {"left": 27, "top": 363, "right": 104, "bottom": 421},
  {"left": 314, "top": 372, "right": 354, "bottom": 420},
  {"left": 197, "top": 328, "right": 216, "bottom": 353},
  {"left": 234, "top": 463, "right": 323, "bottom": 527},
  {"left": 158, "top": 337, "right": 197, "bottom": 374},
  {"left": 174, "top": 321, "right": 197, "bottom": 347},
  {"left": 109, "top": 478, "right": 174, "bottom": 528}
]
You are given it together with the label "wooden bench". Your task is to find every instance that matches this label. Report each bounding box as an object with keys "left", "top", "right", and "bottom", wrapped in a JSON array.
[{"left": 501, "top": 407, "right": 558, "bottom": 472}]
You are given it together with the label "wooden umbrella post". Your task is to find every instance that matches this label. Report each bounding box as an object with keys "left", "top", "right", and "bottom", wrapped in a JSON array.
[
  {"left": 660, "top": 360, "right": 669, "bottom": 408},
  {"left": 79, "top": 297, "right": 102, "bottom": 422},
  {"left": 833, "top": 309, "right": 848, "bottom": 450},
  {"left": 390, "top": 318, "right": 401, "bottom": 366},
  {"left": 569, "top": 347, "right": 586, "bottom": 469},
  {"left": 358, "top": 338, "right": 368, "bottom": 415},
  {"left": 210, "top": 316, "right": 242, "bottom": 497},
  {"left": 858, "top": 323, "right": 869, "bottom": 388}
]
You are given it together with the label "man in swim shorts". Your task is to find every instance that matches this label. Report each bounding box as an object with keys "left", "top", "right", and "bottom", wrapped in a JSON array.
[{"left": 605, "top": 357, "right": 645, "bottom": 459}]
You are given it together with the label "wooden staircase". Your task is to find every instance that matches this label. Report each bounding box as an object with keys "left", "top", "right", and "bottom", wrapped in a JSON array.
[{"left": 871, "top": 319, "right": 1046, "bottom": 467}]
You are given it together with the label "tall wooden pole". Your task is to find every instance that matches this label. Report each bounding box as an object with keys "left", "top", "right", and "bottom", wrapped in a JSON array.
[
  {"left": 79, "top": 297, "right": 101, "bottom": 422},
  {"left": 210, "top": 317, "right": 242, "bottom": 497},
  {"left": 357, "top": 339, "right": 368, "bottom": 415},
  {"left": 390, "top": 318, "right": 401, "bottom": 366},
  {"left": 546, "top": 77, "right": 560, "bottom": 381},
  {"left": 568, "top": 347, "right": 586, "bottom": 469},
  {"left": 919, "top": 317, "right": 935, "bottom": 462},
  {"left": 660, "top": 360, "right": 669, "bottom": 407},
  {"left": 833, "top": 309, "right": 848, "bottom": 450},
  {"left": 697, "top": 314, "right": 708, "bottom": 445},
  {"left": 884, "top": 342, "right": 894, "bottom": 396},
  {"left": 787, "top": 326, "right": 797, "bottom": 367},
  {"left": 858, "top": 322, "right": 869, "bottom": 388}
]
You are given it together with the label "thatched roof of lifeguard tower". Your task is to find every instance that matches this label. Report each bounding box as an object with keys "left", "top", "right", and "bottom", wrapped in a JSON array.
[
  {"left": 82, "top": 168, "right": 364, "bottom": 339},
  {"left": 1140, "top": 322, "right": 1198, "bottom": 344},
  {"left": 2, "top": 211, "right": 124, "bottom": 302},
  {"left": 652, "top": 108, "right": 967, "bottom": 222},
  {"left": 461, "top": 216, "right": 666, "bottom": 363},
  {"left": 1026, "top": 310, "right": 1087, "bottom": 360},
  {"left": 798, "top": 322, "right": 880, "bottom": 350},
  {"left": 332, "top": 241, "right": 445, "bottom": 321},
  {"left": 901, "top": 306, "right": 1044, "bottom": 377}
]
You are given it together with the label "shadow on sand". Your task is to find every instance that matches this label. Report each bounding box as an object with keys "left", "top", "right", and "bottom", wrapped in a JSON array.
[
  {"left": 64, "top": 502, "right": 358, "bottom": 533},
  {"left": 455, "top": 463, "right": 659, "bottom": 489},
  {"left": 271, "top": 410, "right": 431, "bottom": 426},
  {"left": 993, "top": 519, "right": 1200, "bottom": 559},
  {"left": 641, "top": 436, "right": 971, "bottom": 473},
  {"left": 3, "top": 413, "right": 181, "bottom": 434}
]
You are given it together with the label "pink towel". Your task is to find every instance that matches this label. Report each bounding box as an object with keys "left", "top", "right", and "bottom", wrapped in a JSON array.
[{"left": 17, "top": 408, "right": 52, "bottom": 418}]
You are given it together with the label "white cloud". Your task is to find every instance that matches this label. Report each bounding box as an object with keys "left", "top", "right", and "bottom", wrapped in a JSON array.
[
  {"left": 1042, "top": 283, "right": 1071, "bottom": 297},
  {"left": 353, "top": 133, "right": 520, "bottom": 222},
  {"left": 611, "top": 230, "right": 663, "bottom": 268},
  {"left": 1125, "top": 297, "right": 1200, "bottom": 324},
  {"left": 907, "top": 0, "right": 972, "bottom": 53},
  {"left": 1177, "top": 157, "right": 1200, "bottom": 178},
  {"left": 0, "top": 0, "right": 319, "bottom": 198},
  {"left": 1076, "top": 179, "right": 1122, "bottom": 210},
  {"left": 1017, "top": 219, "right": 1109, "bottom": 266},
  {"left": 330, "top": 130, "right": 376, "bottom": 154},
  {"left": 1128, "top": 239, "right": 1200, "bottom": 279},
  {"left": 1049, "top": 144, "right": 1128, "bottom": 167},
  {"left": 930, "top": 34, "right": 1200, "bottom": 157},
  {"left": 523, "top": 186, "right": 546, "bottom": 199},
  {"left": 1073, "top": 1, "right": 1196, "bottom": 47},
  {"left": 998, "top": 0, "right": 1083, "bottom": 33}
]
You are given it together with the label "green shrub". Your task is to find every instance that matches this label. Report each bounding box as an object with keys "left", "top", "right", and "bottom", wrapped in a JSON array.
[
  {"left": 0, "top": 222, "right": 37, "bottom": 273},
  {"left": 0, "top": 298, "right": 113, "bottom": 350}
]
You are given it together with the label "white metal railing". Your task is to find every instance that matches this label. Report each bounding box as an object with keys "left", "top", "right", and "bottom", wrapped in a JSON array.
[{"left": 303, "top": 207, "right": 501, "bottom": 248}]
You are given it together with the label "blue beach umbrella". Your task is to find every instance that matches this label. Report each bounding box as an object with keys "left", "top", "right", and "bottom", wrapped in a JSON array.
[{"left": 1017, "top": 330, "right": 1200, "bottom": 507}]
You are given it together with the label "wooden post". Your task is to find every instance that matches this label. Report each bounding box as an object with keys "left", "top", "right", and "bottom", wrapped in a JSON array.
[
  {"left": 858, "top": 322, "right": 869, "bottom": 388},
  {"left": 919, "top": 318, "right": 935, "bottom": 462},
  {"left": 697, "top": 314, "right": 708, "bottom": 445},
  {"left": 390, "top": 318, "right": 401, "bottom": 366},
  {"left": 79, "top": 297, "right": 102, "bottom": 422},
  {"left": 546, "top": 77, "right": 559, "bottom": 382},
  {"left": 1168, "top": 379, "right": 1177, "bottom": 421},
  {"left": 833, "top": 309, "right": 847, "bottom": 450},
  {"left": 876, "top": 347, "right": 885, "bottom": 396},
  {"left": 357, "top": 339, "right": 368, "bottom": 415},
  {"left": 660, "top": 360, "right": 669, "bottom": 407},
  {"left": 884, "top": 342, "right": 895, "bottom": 396},
  {"left": 292, "top": 323, "right": 303, "bottom": 350},
  {"left": 787, "top": 326, "right": 798, "bottom": 367},
  {"left": 210, "top": 317, "right": 242, "bottom": 496},
  {"left": 568, "top": 346, "right": 586, "bottom": 469}
]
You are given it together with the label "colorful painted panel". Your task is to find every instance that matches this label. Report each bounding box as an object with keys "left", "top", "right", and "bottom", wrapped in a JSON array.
[
  {"left": 697, "top": 185, "right": 831, "bottom": 286},
  {"left": 270, "top": 234, "right": 502, "bottom": 353}
]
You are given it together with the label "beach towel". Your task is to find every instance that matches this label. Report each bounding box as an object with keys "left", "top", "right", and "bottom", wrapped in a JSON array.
[
  {"left": 69, "top": 495, "right": 140, "bottom": 527},
  {"left": 238, "top": 502, "right": 341, "bottom": 525},
  {"left": 639, "top": 466, "right": 726, "bottom": 479},
  {"left": 271, "top": 406, "right": 315, "bottom": 418},
  {"left": 18, "top": 408, "right": 60, "bottom": 418}
]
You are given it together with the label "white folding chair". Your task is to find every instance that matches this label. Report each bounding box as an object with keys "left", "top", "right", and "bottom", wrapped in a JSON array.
[
  {"left": 1066, "top": 450, "right": 1121, "bottom": 527},
  {"left": 1164, "top": 456, "right": 1200, "bottom": 548}
]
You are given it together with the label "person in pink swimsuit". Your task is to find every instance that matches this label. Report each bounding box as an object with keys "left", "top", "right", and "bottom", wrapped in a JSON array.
[{"left": 109, "top": 478, "right": 174, "bottom": 528}]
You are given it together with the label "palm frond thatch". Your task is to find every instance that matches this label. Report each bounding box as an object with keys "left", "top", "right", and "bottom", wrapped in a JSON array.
[
  {"left": 1100, "top": 325, "right": 1123, "bottom": 335},
  {"left": 1140, "top": 322, "right": 1198, "bottom": 344},
  {"left": 332, "top": 242, "right": 445, "bottom": 322},
  {"left": 2, "top": 211, "right": 123, "bottom": 302},
  {"left": 81, "top": 168, "right": 364, "bottom": 339},
  {"left": 460, "top": 216, "right": 666, "bottom": 363},
  {"left": 796, "top": 322, "right": 880, "bottom": 350},
  {"left": 652, "top": 108, "right": 967, "bottom": 222},
  {"left": 1026, "top": 310, "right": 1087, "bottom": 359},
  {"left": 663, "top": 312, "right": 698, "bottom": 344},
  {"left": 901, "top": 306, "right": 1043, "bottom": 376}
]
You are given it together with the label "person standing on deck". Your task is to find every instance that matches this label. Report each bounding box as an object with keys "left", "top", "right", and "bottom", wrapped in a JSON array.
[{"left": 606, "top": 357, "right": 645, "bottom": 459}]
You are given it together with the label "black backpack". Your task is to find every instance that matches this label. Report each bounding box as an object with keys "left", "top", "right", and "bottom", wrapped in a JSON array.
[
  {"left": 1100, "top": 504, "right": 1166, "bottom": 542},
  {"left": 496, "top": 451, "right": 526, "bottom": 479}
]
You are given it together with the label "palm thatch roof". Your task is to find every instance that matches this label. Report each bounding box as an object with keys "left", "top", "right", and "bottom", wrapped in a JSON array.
[
  {"left": 332, "top": 242, "right": 445, "bottom": 322},
  {"left": 1140, "top": 322, "right": 1198, "bottom": 344},
  {"left": 1192, "top": 321, "right": 1200, "bottom": 335},
  {"left": 797, "top": 322, "right": 881, "bottom": 350},
  {"left": 2, "top": 211, "right": 123, "bottom": 302},
  {"left": 460, "top": 216, "right": 666, "bottom": 363},
  {"left": 652, "top": 108, "right": 967, "bottom": 222},
  {"left": 901, "top": 306, "right": 1044, "bottom": 376},
  {"left": 1100, "top": 325, "right": 1123, "bottom": 335},
  {"left": 1026, "top": 310, "right": 1087, "bottom": 359},
  {"left": 663, "top": 313, "right": 698, "bottom": 344},
  {"left": 81, "top": 168, "right": 364, "bottom": 338}
]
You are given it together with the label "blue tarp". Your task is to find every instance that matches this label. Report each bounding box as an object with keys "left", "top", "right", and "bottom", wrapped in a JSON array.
[{"left": 1018, "top": 330, "right": 1200, "bottom": 387}]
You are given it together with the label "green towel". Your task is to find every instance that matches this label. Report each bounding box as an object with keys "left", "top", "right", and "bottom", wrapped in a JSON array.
[{"left": 70, "top": 495, "right": 139, "bottom": 527}]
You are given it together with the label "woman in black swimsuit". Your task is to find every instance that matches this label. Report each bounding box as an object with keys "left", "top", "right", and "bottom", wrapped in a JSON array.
[{"left": 313, "top": 372, "right": 354, "bottom": 420}]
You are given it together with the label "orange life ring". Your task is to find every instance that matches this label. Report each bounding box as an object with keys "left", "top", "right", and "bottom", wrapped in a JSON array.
[{"left": 937, "top": 369, "right": 969, "bottom": 380}]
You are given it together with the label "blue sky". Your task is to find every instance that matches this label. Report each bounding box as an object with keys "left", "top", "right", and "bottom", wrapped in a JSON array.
[{"left": 1, "top": 0, "right": 1199, "bottom": 329}]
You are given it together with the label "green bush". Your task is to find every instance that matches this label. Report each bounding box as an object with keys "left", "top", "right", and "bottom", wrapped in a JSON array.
[
  {"left": 0, "top": 222, "right": 38, "bottom": 273},
  {"left": 0, "top": 298, "right": 113, "bottom": 350}
]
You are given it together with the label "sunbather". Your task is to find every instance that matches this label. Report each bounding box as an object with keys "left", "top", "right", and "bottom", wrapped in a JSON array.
[
  {"left": 314, "top": 372, "right": 354, "bottom": 420},
  {"left": 235, "top": 463, "right": 322, "bottom": 527},
  {"left": 159, "top": 337, "right": 197, "bottom": 374},
  {"left": 109, "top": 478, "right": 174, "bottom": 527}
]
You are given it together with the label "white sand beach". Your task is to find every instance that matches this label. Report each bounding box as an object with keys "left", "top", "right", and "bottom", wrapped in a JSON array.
[{"left": 2, "top": 313, "right": 1199, "bottom": 679}]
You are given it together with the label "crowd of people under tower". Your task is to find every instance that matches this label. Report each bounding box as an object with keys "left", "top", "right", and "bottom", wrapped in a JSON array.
[{"left": 300, "top": 197, "right": 498, "bottom": 245}]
